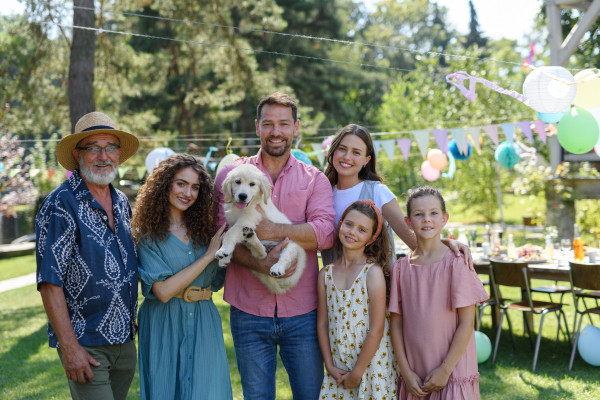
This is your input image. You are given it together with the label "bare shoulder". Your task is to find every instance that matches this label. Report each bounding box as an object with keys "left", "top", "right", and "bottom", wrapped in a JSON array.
[{"left": 366, "top": 263, "right": 385, "bottom": 283}]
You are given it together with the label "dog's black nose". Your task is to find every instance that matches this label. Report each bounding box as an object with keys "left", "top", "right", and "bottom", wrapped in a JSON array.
[{"left": 238, "top": 193, "right": 248, "bottom": 201}]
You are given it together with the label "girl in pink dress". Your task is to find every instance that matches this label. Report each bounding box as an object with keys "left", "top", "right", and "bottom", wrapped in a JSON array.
[{"left": 389, "top": 187, "right": 488, "bottom": 399}]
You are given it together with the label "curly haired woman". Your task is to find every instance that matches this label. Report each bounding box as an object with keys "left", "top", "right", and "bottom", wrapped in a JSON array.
[{"left": 132, "top": 154, "right": 232, "bottom": 400}]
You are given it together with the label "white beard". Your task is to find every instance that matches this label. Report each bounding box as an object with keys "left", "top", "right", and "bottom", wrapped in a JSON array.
[{"left": 79, "top": 155, "right": 119, "bottom": 185}]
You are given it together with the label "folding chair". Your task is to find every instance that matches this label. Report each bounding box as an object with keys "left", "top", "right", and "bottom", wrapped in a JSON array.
[
  {"left": 475, "top": 265, "right": 497, "bottom": 331},
  {"left": 490, "top": 260, "right": 570, "bottom": 372},
  {"left": 568, "top": 261, "right": 600, "bottom": 371}
]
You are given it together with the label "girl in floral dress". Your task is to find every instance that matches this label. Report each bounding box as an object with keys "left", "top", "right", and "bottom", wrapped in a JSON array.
[
  {"left": 389, "top": 187, "right": 488, "bottom": 399},
  {"left": 317, "top": 200, "right": 398, "bottom": 399}
]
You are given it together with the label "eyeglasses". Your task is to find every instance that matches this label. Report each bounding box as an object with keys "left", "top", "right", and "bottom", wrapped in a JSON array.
[{"left": 76, "top": 145, "right": 121, "bottom": 155}]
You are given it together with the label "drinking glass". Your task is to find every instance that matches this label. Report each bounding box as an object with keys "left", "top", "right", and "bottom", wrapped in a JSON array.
[{"left": 561, "top": 239, "right": 572, "bottom": 252}]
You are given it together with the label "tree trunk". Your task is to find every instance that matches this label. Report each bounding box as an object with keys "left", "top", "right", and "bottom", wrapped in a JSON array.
[{"left": 68, "top": 0, "right": 96, "bottom": 132}]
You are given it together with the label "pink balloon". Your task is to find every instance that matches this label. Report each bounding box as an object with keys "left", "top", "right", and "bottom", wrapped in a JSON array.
[
  {"left": 421, "top": 161, "right": 440, "bottom": 181},
  {"left": 427, "top": 149, "right": 448, "bottom": 170}
]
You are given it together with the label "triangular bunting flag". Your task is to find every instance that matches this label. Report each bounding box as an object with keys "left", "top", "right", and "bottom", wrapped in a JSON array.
[
  {"left": 137, "top": 166, "right": 147, "bottom": 180},
  {"left": 500, "top": 123, "right": 515, "bottom": 143},
  {"left": 372, "top": 140, "right": 382, "bottom": 159},
  {"left": 467, "top": 127, "right": 482, "bottom": 154},
  {"left": 532, "top": 121, "right": 547, "bottom": 144},
  {"left": 411, "top": 130, "right": 429, "bottom": 158},
  {"left": 482, "top": 125, "right": 499, "bottom": 146},
  {"left": 47, "top": 170, "right": 56, "bottom": 180},
  {"left": 9, "top": 168, "right": 21, "bottom": 178},
  {"left": 118, "top": 166, "right": 130, "bottom": 178},
  {"left": 397, "top": 139, "right": 412, "bottom": 161},
  {"left": 449, "top": 128, "right": 466, "bottom": 155},
  {"left": 30, "top": 169, "right": 40, "bottom": 178},
  {"left": 517, "top": 121, "right": 534, "bottom": 144},
  {"left": 311, "top": 143, "right": 325, "bottom": 167},
  {"left": 208, "top": 162, "right": 218, "bottom": 171},
  {"left": 380, "top": 139, "right": 395, "bottom": 162},
  {"left": 432, "top": 129, "right": 449, "bottom": 153}
]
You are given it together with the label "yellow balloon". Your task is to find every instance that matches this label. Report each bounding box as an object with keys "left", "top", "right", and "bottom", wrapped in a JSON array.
[
  {"left": 216, "top": 153, "right": 240, "bottom": 175},
  {"left": 573, "top": 69, "right": 600, "bottom": 109}
]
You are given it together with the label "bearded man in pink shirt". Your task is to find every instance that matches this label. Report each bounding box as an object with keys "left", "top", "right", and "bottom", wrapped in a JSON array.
[{"left": 214, "top": 93, "right": 336, "bottom": 400}]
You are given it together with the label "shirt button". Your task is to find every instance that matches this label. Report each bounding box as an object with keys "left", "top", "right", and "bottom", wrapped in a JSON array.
[
  {"left": 188, "top": 251, "right": 192, "bottom": 255},
  {"left": 189, "top": 313, "right": 193, "bottom": 316},
  {"left": 103, "top": 216, "right": 107, "bottom": 220},
  {"left": 274, "top": 195, "right": 277, "bottom": 198}
]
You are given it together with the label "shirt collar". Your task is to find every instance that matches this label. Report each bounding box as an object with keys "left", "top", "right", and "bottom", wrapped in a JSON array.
[
  {"left": 254, "top": 149, "right": 297, "bottom": 173},
  {"left": 69, "top": 169, "right": 118, "bottom": 206}
]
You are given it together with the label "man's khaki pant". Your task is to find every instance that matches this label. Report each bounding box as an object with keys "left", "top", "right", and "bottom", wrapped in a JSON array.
[{"left": 57, "top": 341, "right": 137, "bottom": 400}]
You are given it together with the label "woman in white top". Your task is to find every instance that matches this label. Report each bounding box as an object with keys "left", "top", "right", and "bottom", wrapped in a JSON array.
[{"left": 321, "top": 124, "right": 470, "bottom": 266}]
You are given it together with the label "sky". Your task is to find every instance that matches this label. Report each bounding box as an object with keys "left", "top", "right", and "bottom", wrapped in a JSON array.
[{"left": 1, "top": 0, "right": 541, "bottom": 43}]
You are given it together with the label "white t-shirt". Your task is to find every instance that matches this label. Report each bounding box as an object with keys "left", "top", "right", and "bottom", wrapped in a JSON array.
[{"left": 332, "top": 181, "right": 397, "bottom": 225}]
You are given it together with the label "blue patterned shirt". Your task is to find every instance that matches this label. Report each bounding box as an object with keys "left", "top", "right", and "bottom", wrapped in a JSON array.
[{"left": 36, "top": 170, "right": 138, "bottom": 348}]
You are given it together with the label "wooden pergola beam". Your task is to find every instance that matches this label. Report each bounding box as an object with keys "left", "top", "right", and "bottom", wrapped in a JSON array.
[{"left": 546, "top": 0, "right": 600, "bottom": 66}]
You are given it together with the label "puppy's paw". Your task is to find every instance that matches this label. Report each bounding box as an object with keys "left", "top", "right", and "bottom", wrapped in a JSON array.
[
  {"left": 215, "top": 248, "right": 231, "bottom": 260},
  {"left": 269, "top": 263, "right": 286, "bottom": 277},
  {"left": 242, "top": 227, "right": 255, "bottom": 241},
  {"left": 218, "top": 255, "right": 232, "bottom": 268}
]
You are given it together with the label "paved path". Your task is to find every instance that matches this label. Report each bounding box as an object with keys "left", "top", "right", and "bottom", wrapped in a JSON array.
[{"left": 0, "top": 273, "right": 36, "bottom": 293}]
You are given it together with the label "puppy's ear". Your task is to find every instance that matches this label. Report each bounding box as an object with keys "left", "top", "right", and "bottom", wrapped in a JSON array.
[
  {"left": 222, "top": 175, "right": 234, "bottom": 203},
  {"left": 259, "top": 175, "right": 272, "bottom": 204}
]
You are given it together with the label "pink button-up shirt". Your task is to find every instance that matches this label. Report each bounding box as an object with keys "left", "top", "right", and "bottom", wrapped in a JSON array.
[{"left": 214, "top": 150, "right": 336, "bottom": 317}]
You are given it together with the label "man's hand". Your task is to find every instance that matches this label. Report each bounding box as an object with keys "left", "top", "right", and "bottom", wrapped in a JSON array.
[
  {"left": 61, "top": 343, "right": 100, "bottom": 383},
  {"left": 254, "top": 205, "right": 277, "bottom": 241},
  {"left": 443, "top": 239, "right": 474, "bottom": 270},
  {"left": 255, "top": 238, "right": 297, "bottom": 278}
]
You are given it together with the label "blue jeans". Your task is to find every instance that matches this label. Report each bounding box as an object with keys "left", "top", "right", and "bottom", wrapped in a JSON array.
[{"left": 230, "top": 306, "right": 324, "bottom": 400}]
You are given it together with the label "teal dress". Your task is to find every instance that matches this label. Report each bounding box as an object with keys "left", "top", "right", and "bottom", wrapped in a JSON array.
[{"left": 137, "top": 234, "right": 232, "bottom": 400}]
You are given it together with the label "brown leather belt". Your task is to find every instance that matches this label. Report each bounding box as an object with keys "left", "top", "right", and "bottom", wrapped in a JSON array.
[{"left": 173, "top": 286, "right": 212, "bottom": 302}]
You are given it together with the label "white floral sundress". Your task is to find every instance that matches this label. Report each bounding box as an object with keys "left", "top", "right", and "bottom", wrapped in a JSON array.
[{"left": 319, "top": 264, "right": 398, "bottom": 400}]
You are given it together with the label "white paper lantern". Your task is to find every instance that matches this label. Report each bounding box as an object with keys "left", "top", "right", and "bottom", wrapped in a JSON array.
[
  {"left": 145, "top": 147, "right": 175, "bottom": 174},
  {"left": 523, "top": 66, "right": 577, "bottom": 113}
]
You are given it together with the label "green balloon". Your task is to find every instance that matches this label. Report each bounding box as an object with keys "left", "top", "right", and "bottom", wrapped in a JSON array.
[
  {"left": 557, "top": 107, "right": 600, "bottom": 154},
  {"left": 475, "top": 331, "right": 492, "bottom": 363}
]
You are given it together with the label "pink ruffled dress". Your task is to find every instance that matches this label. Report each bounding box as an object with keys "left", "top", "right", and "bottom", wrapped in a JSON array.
[{"left": 389, "top": 251, "right": 489, "bottom": 400}]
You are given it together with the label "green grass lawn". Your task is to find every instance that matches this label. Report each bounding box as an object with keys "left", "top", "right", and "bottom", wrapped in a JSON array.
[
  {"left": 1, "top": 256, "right": 599, "bottom": 399},
  {"left": 448, "top": 194, "right": 545, "bottom": 225},
  {"left": 0, "top": 255, "right": 37, "bottom": 281}
]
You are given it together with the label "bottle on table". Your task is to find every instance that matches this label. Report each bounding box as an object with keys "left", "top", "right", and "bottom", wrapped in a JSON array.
[
  {"left": 573, "top": 224, "right": 584, "bottom": 262},
  {"left": 457, "top": 228, "right": 469, "bottom": 246},
  {"left": 545, "top": 235, "right": 554, "bottom": 260},
  {"left": 507, "top": 234, "right": 517, "bottom": 259}
]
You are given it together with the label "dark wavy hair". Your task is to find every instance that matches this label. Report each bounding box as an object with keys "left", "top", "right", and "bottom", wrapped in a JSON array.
[
  {"left": 333, "top": 201, "right": 392, "bottom": 303},
  {"left": 324, "top": 124, "right": 383, "bottom": 187},
  {"left": 132, "top": 153, "right": 214, "bottom": 249}
]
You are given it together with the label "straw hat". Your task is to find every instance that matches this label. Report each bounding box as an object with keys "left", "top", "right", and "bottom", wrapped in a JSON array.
[{"left": 56, "top": 112, "right": 140, "bottom": 171}]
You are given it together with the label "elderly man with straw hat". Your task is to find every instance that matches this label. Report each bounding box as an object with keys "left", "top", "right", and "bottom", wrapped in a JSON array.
[{"left": 35, "top": 112, "right": 140, "bottom": 400}]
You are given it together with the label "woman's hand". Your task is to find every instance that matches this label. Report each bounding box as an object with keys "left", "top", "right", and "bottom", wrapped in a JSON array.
[
  {"left": 205, "top": 224, "right": 226, "bottom": 260},
  {"left": 443, "top": 239, "right": 474, "bottom": 270},
  {"left": 422, "top": 366, "right": 451, "bottom": 392},
  {"left": 402, "top": 370, "right": 428, "bottom": 397},
  {"left": 337, "top": 369, "right": 362, "bottom": 389}
]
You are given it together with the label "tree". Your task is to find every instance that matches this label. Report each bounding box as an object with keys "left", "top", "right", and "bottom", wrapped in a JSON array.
[
  {"left": 69, "top": 0, "right": 96, "bottom": 131},
  {"left": 463, "top": 0, "right": 487, "bottom": 49}
]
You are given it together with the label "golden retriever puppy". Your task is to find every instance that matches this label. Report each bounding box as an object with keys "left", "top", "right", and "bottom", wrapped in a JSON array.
[{"left": 217, "top": 164, "right": 307, "bottom": 294}]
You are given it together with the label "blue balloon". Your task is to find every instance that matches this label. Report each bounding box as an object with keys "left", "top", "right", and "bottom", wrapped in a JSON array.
[
  {"left": 494, "top": 141, "right": 522, "bottom": 169},
  {"left": 475, "top": 331, "right": 492, "bottom": 364},
  {"left": 448, "top": 139, "right": 472, "bottom": 160},
  {"left": 291, "top": 149, "right": 313, "bottom": 166},
  {"left": 537, "top": 110, "right": 566, "bottom": 123},
  {"left": 578, "top": 325, "right": 600, "bottom": 366}
]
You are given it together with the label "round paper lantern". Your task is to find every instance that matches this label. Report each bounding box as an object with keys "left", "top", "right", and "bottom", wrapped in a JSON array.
[
  {"left": 448, "top": 139, "right": 472, "bottom": 161},
  {"left": 573, "top": 69, "right": 600, "bottom": 109},
  {"left": 427, "top": 149, "right": 448, "bottom": 170},
  {"left": 216, "top": 153, "right": 240, "bottom": 175},
  {"left": 557, "top": 107, "right": 600, "bottom": 154},
  {"left": 494, "top": 141, "right": 522, "bottom": 169},
  {"left": 421, "top": 161, "right": 440, "bottom": 181},
  {"left": 475, "top": 331, "right": 492, "bottom": 364},
  {"left": 523, "top": 66, "right": 577, "bottom": 113},
  {"left": 536, "top": 110, "right": 566, "bottom": 123},
  {"left": 291, "top": 149, "right": 313, "bottom": 166},
  {"left": 145, "top": 147, "right": 175, "bottom": 174},
  {"left": 577, "top": 325, "right": 600, "bottom": 366}
]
